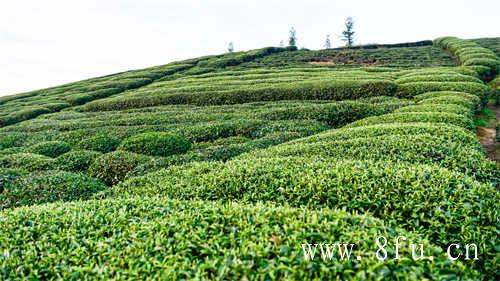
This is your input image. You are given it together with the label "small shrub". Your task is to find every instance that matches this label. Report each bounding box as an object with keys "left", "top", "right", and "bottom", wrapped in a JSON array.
[
  {"left": 78, "top": 135, "right": 121, "bottom": 153},
  {"left": 0, "top": 153, "right": 54, "bottom": 171},
  {"left": 0, "top": 168, "right": 26, "bottom": 194},
  {"left": 119, "top": 132, "right": 191, "bottom": 157},
  {"left": 0, "top": 132, "right": 27, "bottom": 149},
  {"left": 54, "top": 150, "right": 101, "bottom": 172},
  {"left": 89, "top": 151, "right": 149, "bottom": 185},
  {"left": 29, "top": 141, "right": 71, "bottom": 158},
  {"left": 0, "top": 170, "right": 106, "bottom": 210}
]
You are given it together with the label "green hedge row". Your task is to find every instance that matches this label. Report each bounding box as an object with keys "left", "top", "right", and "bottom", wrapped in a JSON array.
[
  {"left": 396, "top": 81, "right": 489, "bottom": 99},
  {"left": 200, "top": 46, "right": 293, "bottom": 68},
  {"left": 434, "top": 37, "right": 499, "bottom": 78},
  {"left": 80, "top": 80, "right": 397, "bottom": 111},
  {"left": 0, "top": 197, "right": 477, "bottom": 279},
  {"left": 110, "top": 158, "right": 497, "bottom": 275},
  {"left": 395, "top": 73, "right": 482, "bottom": 84},
  {"left": 0, "top": 107, "right": 51, "bottom": 127},
  {"left": 346, "top": 111, "right": 474, "bottom": 130}
]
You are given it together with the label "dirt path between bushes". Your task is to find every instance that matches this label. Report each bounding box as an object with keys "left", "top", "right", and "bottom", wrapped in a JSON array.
[{"left": 476, "top": 103, "right": 500, "bottom": 163}]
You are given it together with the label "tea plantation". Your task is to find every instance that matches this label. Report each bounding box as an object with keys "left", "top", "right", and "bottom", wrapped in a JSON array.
[{"left": 0, "top": 37, "right": 499, "bottom": 279}]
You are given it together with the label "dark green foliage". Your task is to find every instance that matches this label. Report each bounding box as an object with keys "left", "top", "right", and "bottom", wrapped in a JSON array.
[
  {"left": 119, "top": 132, "right": 191, "bottom": 157},
  {"left": 0, "top": 153, "right": 54, "bottom": 171},
  {"left": 54, "top": 150, "right": 101, "bottom": 172},
  {"left": 202, "top": 47, "right": 289, "bottom": 68},
  {"left": 0, "top": 132, "right": 26, "bottom": 149},
  {"left": 239, "top": 45, "right": 454, "bottom": 68},
  {"left": 29, "top": 141, "right": 71, "bottom": 158},
  {"left": 0, "top": 107, "right": 50, "bottom": 126},
  {"left": 78, "top": 135, "right": 122, "bottom": 153},
  {"left": 0, "top": 198, "right": 477, "bottom": 279},
  {"left": 0, "top": 168, "right": 26, "bottom": 194},
  {"left": 88, "top": 151, "right": 149, "bottom": 186},
  {"left": 0, "top": 170, "right": 105, "bottom": 210},
  {"left": 81, "top": 79, "right": 397, "bottom": 111}
]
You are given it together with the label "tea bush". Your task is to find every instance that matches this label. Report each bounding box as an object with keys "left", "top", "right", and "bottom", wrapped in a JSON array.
[
  {"left": 88, "top": 151, "right": 150, "bottom": 185},
  {"left": 0, "top": 198, "right": 477, "bottom": 279},
  {"left": 0, "top": 170, "right": 105, "bottom": 210},
  {"left": 78, "top": 135, "right": 122, "bottom": 153},
  {"left": 0, "top": 153, "right": 54, "bottom": 171},
  {"left": 118, "top": 132, "right": 192, "bottom": 157},
  {"left": 29, "top": 141, "right": 71, "bottom": 158},
  {"left": 81, "top": 79, "right": 398, "bottom": 111},
  {"left": 0, "top": 132, "right": 26, "bottom": 149},
  {"left": 396, "top": 81, "right": 489, "bottom": 98},
  {"left": 54, "top": 150, "right": 102, "bottom": 172},
  {"left": 434, "top": 37, "right": 499, "bottom": 78}
]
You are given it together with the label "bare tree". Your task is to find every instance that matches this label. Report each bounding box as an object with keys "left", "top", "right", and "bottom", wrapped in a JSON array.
[
  {"left": 341, "top": 17, "right": 355, "bottom": 47},
  {"left": 227, "top": 42, "right": 234, "bottom": 52},
  {"left": 288, "top": 27, "right": 297, "bottom": 47},
  {"left": 324, "top": 34, "right": 331, "bottom": 49}
]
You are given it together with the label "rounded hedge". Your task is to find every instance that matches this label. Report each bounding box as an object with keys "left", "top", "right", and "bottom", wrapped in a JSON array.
[
  {"left": 0, "top": 132, "right": 27, "bottom": 150},
  {"left": 118, "top": 132, "right": 192, "bottom": 157},
  {"left": 0, "top": 170, "right": 105, "bottom": 210},
  {"left": 54, "top": 150, "right": 102, "bottom": 172},
  {"left": 0, "top": 153, "right": 54, "bottom": 171},
  {"left": 88, "top": 151, "right": 149, "bottom": 186},
  {"left": 78, "top": 135, "right": 121, "bottom": 153},
  {"left": 29, "top": 141, "right": 71, "bottom": 158},
  {"left": 0, "top": 198, "right": 477, "bottom": 279}
]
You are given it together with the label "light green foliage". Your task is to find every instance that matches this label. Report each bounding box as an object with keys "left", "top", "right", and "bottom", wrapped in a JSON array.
[
  {"left": 0, "top": 198, "right": 478, "bottom": 280},
  {"left": 54, "top": 150, "right": 102, "bottom": 172},
  {"left": 119, "top": 132, "right": 192, "bottom": 157}
]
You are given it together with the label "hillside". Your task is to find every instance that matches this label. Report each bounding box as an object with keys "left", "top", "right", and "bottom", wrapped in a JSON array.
[{"left": 0, "top": 37, "right": 499, "bottom": 279}]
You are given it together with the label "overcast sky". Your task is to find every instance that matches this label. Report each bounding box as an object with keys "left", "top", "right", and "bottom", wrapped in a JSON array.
[{"left": 1, "top": 0, "right": 498, "bottom": 96}]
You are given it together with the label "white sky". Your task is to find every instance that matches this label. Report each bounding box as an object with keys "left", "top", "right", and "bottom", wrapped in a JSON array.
[{"left": 1, "top": 0, "right": 498, "bottom": 96}]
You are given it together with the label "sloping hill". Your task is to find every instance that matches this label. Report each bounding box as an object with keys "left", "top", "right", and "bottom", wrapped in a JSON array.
[{"left": 0, "top": 37, "right": 498, "bottom": 279}]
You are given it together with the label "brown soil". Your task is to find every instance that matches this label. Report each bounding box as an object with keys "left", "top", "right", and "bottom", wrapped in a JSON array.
[{"left": 476, "top": 103, "right": 500, "bottom": 163}]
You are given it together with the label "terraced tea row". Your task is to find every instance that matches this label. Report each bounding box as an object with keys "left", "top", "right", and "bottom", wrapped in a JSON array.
[
  {"left": 0, "top": 47, "right": 292, "bottom": 127},
  {"left": 79, "top": 65, "right": 489, "bottom": 111},
  {"left": 79, "top": 68, "right": 400, "bottom": 111},
  {"left": 237, "top": 43, "right": 455, "bottom": 68},
  {"left": 0, "top": 198, "right": 477, "bottom": 280},
  {"left": 0, "top": 97, "right": 407, "bottom": 188}
]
